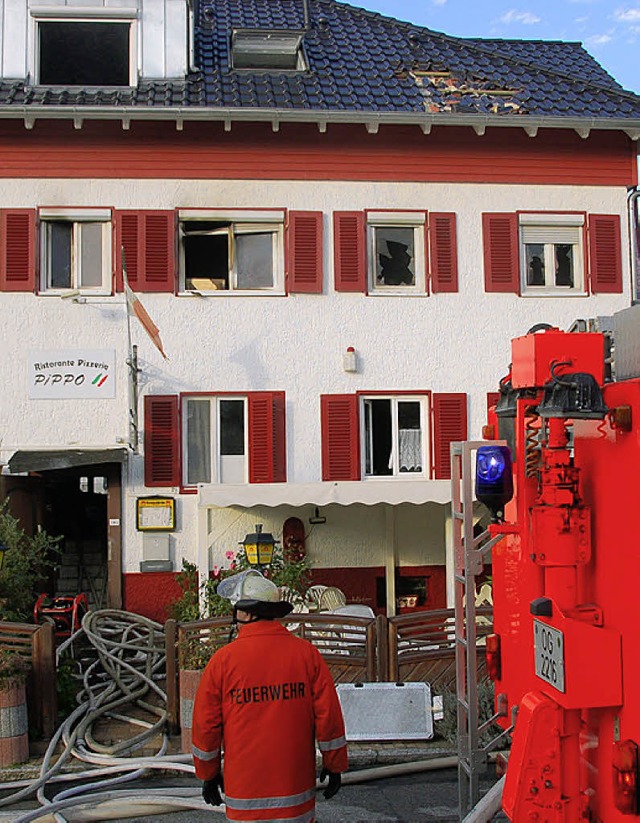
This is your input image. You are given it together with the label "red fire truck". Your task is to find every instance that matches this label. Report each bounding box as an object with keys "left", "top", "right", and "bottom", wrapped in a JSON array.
[{"left": 476, "top": 310, "right": 640, "bottom": 821}]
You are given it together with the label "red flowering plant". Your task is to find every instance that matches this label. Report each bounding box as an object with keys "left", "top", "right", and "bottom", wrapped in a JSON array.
[{"left": 171, "top": 538, "right": 310, "bottom": 669}]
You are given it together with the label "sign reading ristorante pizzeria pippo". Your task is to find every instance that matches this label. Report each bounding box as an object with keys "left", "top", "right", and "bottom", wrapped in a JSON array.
[{"left": 28, "top": 350, "right": 116, "bottom": 399}]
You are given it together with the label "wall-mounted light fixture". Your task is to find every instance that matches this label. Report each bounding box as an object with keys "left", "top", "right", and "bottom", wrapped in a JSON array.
[{"left": 309, "top": 507, "right": 326, "bottom": 525}]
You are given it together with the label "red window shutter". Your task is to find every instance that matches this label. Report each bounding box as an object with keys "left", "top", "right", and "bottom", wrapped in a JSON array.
[
  {"left": 482, "top": 213, "right": 519, "bottom": 294},
  {"left": 116, "top": 211, "right": 140, "bottom": 291},
  {"left": 589, "top": 214, "right": 622, "bottom": 294},
  {"left": 321, "top": 394, "right": 360, "bottom": 480},
  {"left": 288, "top": 211, "right": 323, "bottom": 293},
  {"left": 0, "top": 210, "right": 36, "bottom": 292},
  {"left": 333, "top": 212, "right": 366, "bottom": 292},
  {"left": 116, "top": 211, "right": 175, "bottom": 293},
  {"left": 433, "top": 393, "right": 467, "bottom": 480},
  {"left": 430, "top": 212, "right": 458, "bottom": 293},
  {"left": 144, "top": 211, "right": 176, "bottom": 292},
  {"left": 248, "top": 392, "right": 287, "bottom": 483},
  {"left": 144, "top": 395, "right": 180, "bottom": 487}
]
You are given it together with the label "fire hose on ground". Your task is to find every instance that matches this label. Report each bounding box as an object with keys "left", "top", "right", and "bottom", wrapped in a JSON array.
[{"left": 0, "top": 609, "right": 503, "bottom": 822}]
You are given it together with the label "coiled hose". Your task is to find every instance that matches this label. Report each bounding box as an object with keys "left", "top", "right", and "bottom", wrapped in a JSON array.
[{"left": 0, "top": 609, "right": 212, "bottom": 822}]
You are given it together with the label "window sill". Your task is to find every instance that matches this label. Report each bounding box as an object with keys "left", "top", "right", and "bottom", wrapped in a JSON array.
[
  {"left": 178, "top": 289, "right": 286, "bottom": 297},
  {"left": 39, "top": 290, "right": 112, "bottom": 298},
  {"left": 363, "top": 473, "right": 428, "bottom": 480},
  {"left": 520, "top": 289, "right": 588, "bottom": 298},
  {"left": 367, "top": 290, "right": 428, "bottom": 297}
]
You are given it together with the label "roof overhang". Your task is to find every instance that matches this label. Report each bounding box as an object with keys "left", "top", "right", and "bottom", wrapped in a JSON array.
[
  {"left": 0, "top": 106, "right": 638, "bottom": 140},
  {"left": 198, "top": 480, "right": 451, "bottom": 508},
  {"left": 7, "top": 447, "right": 128, "bottom": 473}
]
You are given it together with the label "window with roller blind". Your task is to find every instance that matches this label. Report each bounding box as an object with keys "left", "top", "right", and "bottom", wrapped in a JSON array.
[{"left": 482, "top": 211, "right": 622, "bottom": 295}]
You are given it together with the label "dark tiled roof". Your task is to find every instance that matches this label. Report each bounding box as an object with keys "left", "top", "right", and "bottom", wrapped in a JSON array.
[{"left": 0, "top": 0, "right": 639, "bottom": 121}]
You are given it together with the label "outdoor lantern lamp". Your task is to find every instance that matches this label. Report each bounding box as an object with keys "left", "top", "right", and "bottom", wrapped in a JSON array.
[{"left": 240, "top": 524, "right": 277, "bottom": 569}]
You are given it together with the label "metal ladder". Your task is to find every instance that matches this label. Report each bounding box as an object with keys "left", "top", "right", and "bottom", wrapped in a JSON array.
[{"left": 451, "top": 440, "right": 512, "bottom": 820}]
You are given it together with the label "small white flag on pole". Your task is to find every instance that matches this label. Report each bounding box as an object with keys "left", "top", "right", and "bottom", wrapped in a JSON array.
[{"left": 122, "top": 250, "right": 167, "bottom": 360}]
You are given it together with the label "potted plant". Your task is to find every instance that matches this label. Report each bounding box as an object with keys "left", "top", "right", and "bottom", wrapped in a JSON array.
[{"left": 0, "top": 649, "right": 31, "bottom": 766}]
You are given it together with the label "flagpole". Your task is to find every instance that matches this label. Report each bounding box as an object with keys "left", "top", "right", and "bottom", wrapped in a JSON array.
[{"left": 122, "top": 248, "right": 140, "bottom": 454}]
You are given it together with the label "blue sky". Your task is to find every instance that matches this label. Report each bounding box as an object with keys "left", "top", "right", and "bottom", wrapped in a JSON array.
[{"left": 354, "top": 1, "right": 640, "bottom": 93}]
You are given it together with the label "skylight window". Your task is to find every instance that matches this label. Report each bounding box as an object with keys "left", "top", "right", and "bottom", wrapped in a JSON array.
[{"left": 231, "top": 29, "right": 306, "bottom": 71}]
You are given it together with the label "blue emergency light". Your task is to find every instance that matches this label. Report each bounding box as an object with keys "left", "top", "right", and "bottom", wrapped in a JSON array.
[{"left": 475, "top": 445, "right": 514, "bottom": 521}]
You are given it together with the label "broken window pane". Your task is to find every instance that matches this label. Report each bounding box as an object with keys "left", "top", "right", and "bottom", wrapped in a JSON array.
[
  {"left": 184, "top": 222, "right": 230, "bottom": 290},
  {"left": 39, "top": 22, "right": 130, "bottom": 86},
  {"left": 554, "top": 244, "right": 574, "bottom": 287},
  {"left": 525, "top": 243, "right": 545, "bottom": 286},
  {"left": 374, "top": 227, "right": 415, "bottom": 286},
  {"left": 182, "top": 220, "right": 280, "bottom": 291}
]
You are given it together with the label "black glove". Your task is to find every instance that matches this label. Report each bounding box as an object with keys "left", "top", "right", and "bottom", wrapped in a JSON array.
[
  {"left": 319, "top": 767, "right": 341, "bottom": 799},
  {"left": 202, "top": 773, "right": 224, "bottom": 806}
]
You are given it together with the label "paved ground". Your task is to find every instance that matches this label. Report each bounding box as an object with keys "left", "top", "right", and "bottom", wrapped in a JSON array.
[{"left": 0, "top": 768, "right": 507, "bottom": 822}]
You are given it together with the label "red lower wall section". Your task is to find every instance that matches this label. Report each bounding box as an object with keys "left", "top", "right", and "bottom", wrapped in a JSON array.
[
  {"left": 123, "top": 565, "right": 447, "bottom": 621},
  {"left": 123, "top": 572, "right": 183, "bottom": 624},
  {"left": 310, "top": 565, "right": 447, "bottom": 615}
]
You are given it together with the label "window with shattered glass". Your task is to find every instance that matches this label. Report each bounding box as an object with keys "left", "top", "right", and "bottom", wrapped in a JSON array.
[
  {"left": 367, "top": 213, "right": 425, "bottom": 293},
  {"left": 180, "top": 218, "right": 284, "bottom": 293},
  {"left": 519, "top": 215, "right": 584, "bottom": 295}
]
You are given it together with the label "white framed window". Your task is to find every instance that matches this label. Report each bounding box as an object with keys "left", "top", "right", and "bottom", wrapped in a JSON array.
[
  {"left": 32, "top": 10, "right": 137, "bottom": 87},
  {"left": 367, "top": 211, "right": 426, "bottom": 294},
  {"left": 40, "top": 208, "right": 112, "bottom": 294},
  {"left": 519, "top": 214, "right": 585, "bottom": 295},
  {"left": 362, "top": 395, "right": 428, "bottom": 478},
  {"left": 183, "top": 396, "right": 248, "bottom": 485},
  {"left": 179, "top": 210, "right": 285, "bottom": 295}
]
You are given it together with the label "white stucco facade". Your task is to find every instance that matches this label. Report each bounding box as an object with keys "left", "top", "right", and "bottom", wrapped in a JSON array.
[{"left": 0, "top": 176, "right": 631, "bottom": 587}]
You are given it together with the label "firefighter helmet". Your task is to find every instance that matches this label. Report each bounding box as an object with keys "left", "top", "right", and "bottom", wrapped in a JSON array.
[{"left": 218, "top": 570, "right": 293, "bottom": 618}]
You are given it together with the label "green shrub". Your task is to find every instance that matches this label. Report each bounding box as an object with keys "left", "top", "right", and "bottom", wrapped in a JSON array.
[{"left": 0, "top": 501, "right": 61, "bottom": 622}]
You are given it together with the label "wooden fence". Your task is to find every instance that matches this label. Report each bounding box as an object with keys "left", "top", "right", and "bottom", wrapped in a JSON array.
[
  {"left": 0, "top": 621, "right": 57, "bottom": 738},
  {"left": 165, "top": 608, "right": 492, "bottom": 734}
]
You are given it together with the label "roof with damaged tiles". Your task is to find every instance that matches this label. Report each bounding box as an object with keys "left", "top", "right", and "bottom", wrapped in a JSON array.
[{"left": 0, "top": 0, "right": 639, "bottom": 125}]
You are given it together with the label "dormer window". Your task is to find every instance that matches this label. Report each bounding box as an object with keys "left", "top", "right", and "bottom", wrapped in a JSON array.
[
  {"left": 33, "top": 10, "right": 137, "bottom": 87},
  {"left": 231, "top": 29, "right": 306, "bottom": 71}
]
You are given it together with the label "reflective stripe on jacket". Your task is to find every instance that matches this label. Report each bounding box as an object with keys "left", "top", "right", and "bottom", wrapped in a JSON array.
[{"left": 192, "top": 620, "right": 348, "bottom": 822}]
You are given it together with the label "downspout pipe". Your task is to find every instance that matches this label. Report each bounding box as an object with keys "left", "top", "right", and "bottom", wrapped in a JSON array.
[{"left": 628, "top": 186, "right": 640, "bottom": 304}]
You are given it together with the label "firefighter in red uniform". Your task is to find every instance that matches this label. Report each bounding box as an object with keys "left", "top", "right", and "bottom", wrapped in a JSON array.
[{"left": 192, "top": 570, "right": 348, "bottom": 822}]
